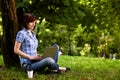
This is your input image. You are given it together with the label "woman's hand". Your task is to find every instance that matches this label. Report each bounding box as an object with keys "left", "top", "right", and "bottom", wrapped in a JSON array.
[{"left": 29, "top": 55, "right": 42, "bottom": 60}]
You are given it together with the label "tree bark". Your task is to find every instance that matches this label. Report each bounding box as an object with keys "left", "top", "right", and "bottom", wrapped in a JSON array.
[{"left": 1, "top": 0, "right": 20, "bottom": 68}]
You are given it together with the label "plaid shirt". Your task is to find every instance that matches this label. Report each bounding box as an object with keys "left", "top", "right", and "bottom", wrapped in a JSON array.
[{"left": 16, "top": 28, "right": 38, "bottom": 64}]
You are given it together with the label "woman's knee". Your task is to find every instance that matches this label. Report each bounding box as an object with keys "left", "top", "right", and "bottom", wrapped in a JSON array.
[
  {"left": 46, "top": 57, "right": 55, "bottom": 63},
  {"left": 47, "top": 57, "right": 55, "bottom": 62}
]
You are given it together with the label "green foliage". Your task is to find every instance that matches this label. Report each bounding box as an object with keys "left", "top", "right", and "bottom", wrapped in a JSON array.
[
  {"left": 15, "top": 0, "right": 120, "bottom": 57},
  {"left": 111, "top": 27, "right": 120, "bottom": 54},
  {"left": 16, "top": 0, "right": 85, "bottom": 26},
  {"left": 16, "top": 0, "right": 30, "bottom": 8},
  {"left": 35, "top": 22, "right": 70, "bottom": 54}
]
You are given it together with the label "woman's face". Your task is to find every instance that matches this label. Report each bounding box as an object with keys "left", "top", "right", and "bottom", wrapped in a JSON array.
[{"left": 27, "top": 20, "right": 36, "bottom": 30}]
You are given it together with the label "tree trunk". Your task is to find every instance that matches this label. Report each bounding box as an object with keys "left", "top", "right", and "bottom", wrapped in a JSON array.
[{"left": 1, "top": 0, "right": 20, "bottom": 68}]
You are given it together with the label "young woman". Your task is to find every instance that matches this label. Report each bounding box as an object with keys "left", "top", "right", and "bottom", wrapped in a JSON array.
[{"left": 14, "top": 13, "right": 70, "bottom": 74}]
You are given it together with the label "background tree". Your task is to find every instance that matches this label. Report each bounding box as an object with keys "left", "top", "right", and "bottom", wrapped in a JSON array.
[{"left": 1, "top": 0, "right": 20, "bottom": 67}]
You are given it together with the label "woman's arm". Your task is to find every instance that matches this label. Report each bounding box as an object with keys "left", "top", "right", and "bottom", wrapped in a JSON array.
[
  {"left": 14, "top": 41, "right": 41, "bottom": 60},
  {"left": 14, "top": 41, "right": 31, "bottom": 59}
]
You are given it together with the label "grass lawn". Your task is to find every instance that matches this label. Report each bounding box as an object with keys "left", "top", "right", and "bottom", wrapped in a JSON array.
[{"left": 0, "top": 55, "right": 120, "bottom": 80}]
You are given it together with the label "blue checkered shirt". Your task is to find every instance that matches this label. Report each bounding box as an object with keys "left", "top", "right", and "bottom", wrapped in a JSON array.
[{"left": 16, "top": 28, "right": 38, "bottom": 64}]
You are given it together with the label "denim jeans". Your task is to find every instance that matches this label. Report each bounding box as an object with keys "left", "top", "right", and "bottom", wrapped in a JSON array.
[
  {"left": 53, "top": 44, "right": 59, "bottom": 63},
  {"left": 23, "top": 57, "right": 59, "bottom": 72}
]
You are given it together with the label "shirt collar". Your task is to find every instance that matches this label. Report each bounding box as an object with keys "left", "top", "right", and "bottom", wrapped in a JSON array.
[{"left": 23, "top": 28, "right": 35, "bottom": 34}]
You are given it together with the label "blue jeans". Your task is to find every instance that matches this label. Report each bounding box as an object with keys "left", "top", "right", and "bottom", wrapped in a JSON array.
[
  {"left": 23, "top": 57, "right": 59, "bottom": 72},
  {"left": 53, "top": 44, "right": 59, "bottom": 63}
]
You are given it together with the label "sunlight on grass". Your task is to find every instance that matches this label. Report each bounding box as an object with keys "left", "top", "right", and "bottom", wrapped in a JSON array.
[
  {"left": 0, "top": 55, "right": 120, "bottom": 80},
  {"left": 58, "top": 55, "right": 120, "bottom": 80}
]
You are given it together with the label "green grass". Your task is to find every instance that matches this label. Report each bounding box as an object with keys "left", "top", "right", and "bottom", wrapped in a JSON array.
[{"left": 0, "top": 55, "right": 120, "bottom": 80}]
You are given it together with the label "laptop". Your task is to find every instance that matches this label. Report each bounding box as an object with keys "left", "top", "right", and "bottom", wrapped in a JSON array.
[{"left": 41, "top": 46, "right": 57, "bottom": 59}]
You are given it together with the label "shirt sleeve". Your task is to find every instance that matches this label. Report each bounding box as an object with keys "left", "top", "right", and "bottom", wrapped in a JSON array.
[{"left": 16, "top": 31, "right": 25, "bottom": 43}]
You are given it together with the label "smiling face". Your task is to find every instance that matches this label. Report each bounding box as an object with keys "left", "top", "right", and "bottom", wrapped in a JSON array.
[
  {"left": 23, "top": 13, "right": 37, "bottom": 30},
  {"left": 27, "top": 20, "right": 37, "bottom": 30}
]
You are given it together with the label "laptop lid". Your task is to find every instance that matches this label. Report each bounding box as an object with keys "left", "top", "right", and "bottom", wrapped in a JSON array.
[{"left": 42, "top": 46, "right": 57, "bottom": 59}]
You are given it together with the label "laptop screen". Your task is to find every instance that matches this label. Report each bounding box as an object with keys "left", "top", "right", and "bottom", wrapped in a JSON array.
[{"left": 42, "top": 46, "right": 57, "bottom": 59}]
